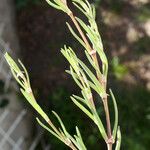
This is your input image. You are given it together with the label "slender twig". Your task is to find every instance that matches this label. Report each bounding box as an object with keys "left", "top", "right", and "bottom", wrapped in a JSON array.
[
  {"left": 68, "top": 10, "right": 113, "bottom": 150},
  {"left": 5, "top": 0, "right": 120, "bottom": 149},
  {"left": 47, "top": 119, "right": 77, "bottom": 150},
  {"left": 68, "top": 12, "right": 102, "bottom": 82}
]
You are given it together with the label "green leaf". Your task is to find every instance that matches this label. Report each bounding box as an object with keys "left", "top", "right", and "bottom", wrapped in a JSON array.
[
  {"left": 72, "top": 0, "right": 89, "bottom": 12},
  {"left": 72, "top": 94, "right": 86, "bottom": 104},
  {"left": 61, "top": 47, "right": 80, "bottom": 75},
  {"left": 111, "top": 56, "right": 128, "bottom": 80},
  {"left": 91, "top": 4, "right": 96, "bottom": 19},
  {"left": 72, "top": 2, "right": 87, "bottom": 16},
  {"left": 115, "top": 127, "right": 121, "bottom": 150},
  {"left": 66, "top": 22, "right": 86, "bottom": 48},
  {"left": 46, "top": 0, "right": 61, "bottom": 10},
  {"left": 72, "top": 0, "right": 93, "bottom": 19},
  {"left": 76, "top": 126, "right": 82, "bottom": 140},
  {"left": 52, "top": 111, "right": 69, "bottom": 137},
  {"left": 88, "top": 80, "right": 102, "bottom": 96},
  {"left": 71, "top": 96, "right": 94, "bottom": 121},
  {"left": 20, "top": 88, "right": 49, "bottom": 122},
  {"left": 70, "top": 67, "right": 84, "bottom": 89},
  {"left": 11, "top": 69, "right": 25, "bottom": 88},
  {"left": 75, "top": 126, "right": 87, "bottom": 150},
  {"left": 77, "top": 59, "right": 105, "bottom": 96},
  {"left": 36, "top": 118, "right": 63, "bottom": 142},
  {"left": 4, "top": 53, "right": 22, "bottom": 74},
  {"left": 76, "top": 17, "right": 90, "bottom": 37},
  {"left": 18, "top": 59, "right": 30, "bottom": 86},
  {"left": 45, "top": 0, "right": 71, "bottom": 14},
  {"left": 76, "top": 16, "right": 108, "bottom": 77},
  {"left": 81, "top": 88, "right": 93, "bottom": 109},
  {"left": 92, "top": 111, "right": 107, "bottom": 140},
  {"left": 109, "top": 89, "right": 118, "bottom": 141},
  {"left": 84, "top": 50, "right": 102, "bottom": 75}
]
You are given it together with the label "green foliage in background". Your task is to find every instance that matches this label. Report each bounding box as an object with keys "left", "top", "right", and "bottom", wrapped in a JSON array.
[
  {"left": 111, "top": 56, "right": 128, "bottom": 80},
  {"left": 136, "top": 4, "right": 150, "bottom": 22},
  {"left": 115, "top": 86, "right": 150, "bottom": 150}
]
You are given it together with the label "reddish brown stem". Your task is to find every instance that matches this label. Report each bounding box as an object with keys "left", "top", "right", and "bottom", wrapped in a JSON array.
[
  {"left": 69, "top": 12, "right": 92, "bottom": 53},
  {"left": 68, "top": 12, "right": 101, "bottom": 81},
  {"left": 68, "top": 11, "right": 113, "bottom": 150},
  {"left": 103, "top": 97, "right": 112, "bottom": 139}
]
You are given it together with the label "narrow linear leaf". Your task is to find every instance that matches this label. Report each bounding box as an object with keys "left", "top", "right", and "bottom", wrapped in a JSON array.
[
  {"left": 85, "top": 50, "right": 102, "bottom": 76},
  {"left": 75, "top": 126, "right": 87, "bottom": 150},
  {"left": 18, "top": 59, "right": 30, "bottom": 85},
  {"left": 4, "top": 52, "right": 22, "bottom": 73},
  {"left": 84, "top": 50, "right": 96, "bottom": 69},
  {"left": 92, "top": 111, "right": 107, "bottom": 140},
  {"left": 52, "top": 111, "right": 69, "bottom": 137},
  {"left": 91, "top": 4, "right": 96, "bottom": 19},
  {"left": 66, "top": 22, "right": 86, "bottom": 48},
  {"left": 74, "top": 135, "right": 87, "bottom": 150},
  {"left": 72, "top": 2, "right": 87, "bottom": 16},
  {"left": 20, "top": 88, "right": 49, "bottom": 122},
  {"left": 67, "top": 134, "right": 79, "bottom": 149},
  {"left": 110, "top": 89, "right": 118, "bottom": 141},
  {"left": 70, "top": 67, "right": 84, "bottom": 89},
  {"left": 71, "top": 96, "right": 94, "bottom": 121},
  {"left": 88, "top": 80, "right": 102, "bottom": 96},
  {"left": 72, "top": 94, "right": 86, "bottom": 105},
  {"left": 76, "top": 17, "right": 90, "bottom": 37},
  {"left": 73, "top": 0, "right": 88, "bottom": 12},
  {"left": 11, "top": 69, "right": 25, "bottom": 88},
  {"left": 36, "top": 118, "right": 63, "bottom": 142},
  {"left": 81, "top": 89, "right": 93, "bottom": 109},
  {"left": 76, "top": 126, "right": 82, "bottom": 140},
  {"left": 45, "top": 0, "right": 64, "bottom": 11},
  {"left": 115, "top": 127, "right": 121, "bottom": 150},
  {"left": 78, "top": 58, "right": 105, "bottom": 95}
]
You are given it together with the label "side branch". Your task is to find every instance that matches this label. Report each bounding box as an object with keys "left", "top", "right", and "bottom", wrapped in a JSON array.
[{"left": 68, "top": 12, "right": 102, "bottom": 83}]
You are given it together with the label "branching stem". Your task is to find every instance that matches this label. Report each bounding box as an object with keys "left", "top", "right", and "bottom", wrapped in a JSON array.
[
  {"left": 68, "top": 12, "right": 101, "bottom": 83},
  {"left": 69, "top": 11, "right": 113, "bottom": 150},
  {"left": 48, "top": 119, "right": 77, "bottom": 150}
]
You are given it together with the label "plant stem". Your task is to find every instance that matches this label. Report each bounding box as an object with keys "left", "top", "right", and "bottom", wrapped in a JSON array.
[
  {"left": 69, "top": 142, "right": 78, "bottom": 150},
  {"left": 69, "top": 12, "right": 91, "bottom": 53},
  {"left": 103, "top": 97, "right": 112, "bottom": 139},
  {"left": 68, "top": 12, "right": 102, "bottom": 82},
  {"left": 68, "top": 11, "right": 113, "bottom": 150},
  {"left": 48, "top": 119, "right": 77, "bottom": 150},
  {"left": 107, "top": 143, "right": 112, "bottom": 150}
]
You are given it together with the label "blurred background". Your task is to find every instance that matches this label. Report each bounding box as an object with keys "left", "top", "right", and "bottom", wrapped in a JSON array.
[{"left": 0, "top": 0, "right": 150, "bottom": 149}]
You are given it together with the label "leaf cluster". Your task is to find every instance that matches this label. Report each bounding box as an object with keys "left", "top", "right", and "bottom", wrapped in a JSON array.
[{"left": 5, "top": 0, "right": 121, "bottom": 149}]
